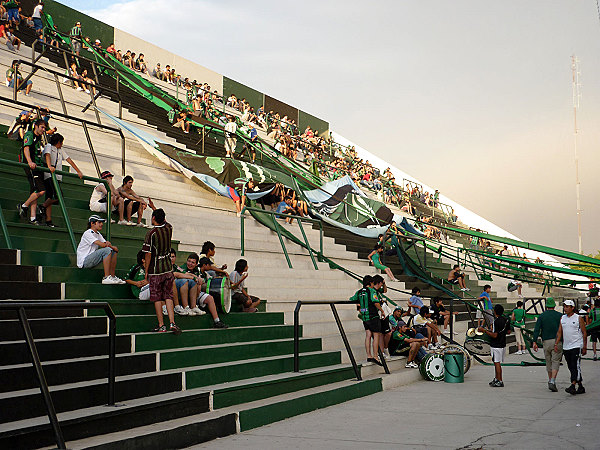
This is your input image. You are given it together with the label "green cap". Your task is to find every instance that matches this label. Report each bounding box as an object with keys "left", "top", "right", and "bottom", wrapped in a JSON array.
[{"left": 545, "top": 297, "right": 555, "bottom": 308}]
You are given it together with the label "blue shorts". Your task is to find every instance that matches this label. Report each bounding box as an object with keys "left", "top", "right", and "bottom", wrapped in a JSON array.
[
  {"left": 9, "top": 79, "right": 32, "bottom": 91},
  {"left": 7, "top": 8, "right": 19, "bottom": 22},
  {"left": 33, "top": 18, "right": 43, "bottom": 31},
  {"left": 82, "top": 247, "right": 114, "bottom": 268},
  {"left": 175, "top": 278, "right": 196, "bottom": 290}
]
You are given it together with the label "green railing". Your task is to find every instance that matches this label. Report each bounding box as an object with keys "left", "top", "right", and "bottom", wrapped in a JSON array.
[
  {"left": 0, "top": 158, "right": 111, "bottom": 252},
  {"left": 240, "top": 206, "right": 323, "bottom": 270}
]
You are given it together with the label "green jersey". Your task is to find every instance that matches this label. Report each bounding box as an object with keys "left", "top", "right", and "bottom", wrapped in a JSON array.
[
  {"left": 350, "top": 287, "right": 379, "bottom": 322},
  {"left": 125, "top": 264, "right": 145, "bottom": 298},
  {"left": 532, "top": 309, "right": 562, "bottom": 342},
  {"left": 22, "top": 130, "right": 44, "bottom": 165},
  {"left": 589, "top": 307, "right": 600, "bottom": 324},
  {"left": 512, "top": 308, "right": 525, "bottom": 327}
]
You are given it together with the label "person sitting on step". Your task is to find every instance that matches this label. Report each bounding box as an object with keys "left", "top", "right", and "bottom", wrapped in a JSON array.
[
  {"left": 199, "top": 241, "right": 229, "bottom": 278},
  {"left": 413, "top": 305, "right": 441, "bottom": 349},
  {"left": 89, "top": 170, "right": 126, "bottom": 224},
  {"left": 125, "top": 250, "right": 150, "bottom": 300},
  {"left": 430, "top": 297, "right": 458, "bottom": 335},
  {"left": 172, "top": 252, "right": 204, "bottom": 316},
  {"left": 388, "top": 321, "right": 428, "bottom": 368},
  {"left": 76, "top": 215, "right": 125, "bottom": 284},
  {"left": 368, "top": 244, "right": 398, "bottom": 282},
  {"left": 117, "top": 175, "right": 147, "bottom": 226},
  {"left": 197, "top": 257, "right": 228, "bottom": 328},
  {"left": 448, "top": 264, "right": 469, "bottom": 291},
  {"left": 230, "top": 258, "right": 261, "bottom": 313},
  {"left": 407, "top": 286, "right": 424, "bottom": 315}
]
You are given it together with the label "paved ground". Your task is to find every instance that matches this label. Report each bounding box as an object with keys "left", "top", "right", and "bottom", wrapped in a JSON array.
[{"left": 199, "top": 357, "right": 600, "bottom": 449}]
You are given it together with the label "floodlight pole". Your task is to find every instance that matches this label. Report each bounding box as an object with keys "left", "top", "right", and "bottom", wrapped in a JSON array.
[{"left": 571, "top": 55, "right": 583, "bottom": 255}]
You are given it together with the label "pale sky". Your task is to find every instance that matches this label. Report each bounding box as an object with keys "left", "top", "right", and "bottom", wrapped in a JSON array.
[{"left": 64, "top": 0, "right": 600, "bottom": 254}]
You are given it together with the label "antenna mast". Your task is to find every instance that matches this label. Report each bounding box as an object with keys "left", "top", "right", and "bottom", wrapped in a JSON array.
[{"left": 571, "top": 55, "right": 583, "bottom": 254}]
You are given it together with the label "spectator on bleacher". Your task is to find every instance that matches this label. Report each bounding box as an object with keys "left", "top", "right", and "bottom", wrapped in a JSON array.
[
  {"left": 125, "top": 250, "right": 150, "bottom": 300},
  {"left": 197, "top": 257, "right": 228, "bottom": 328},
  {"left": 172, "top": 110, "right": 190, "bottom": 134},
  {"left": 115, "top": 49, "right": 122, "bottom": 62},
  {"left": 477, "top": 284, "right": 494, "bottom": 328},
  {"left": 224, "top": 115, "right": 237, "bottom": 158},
  {"left": 93, "top": 39, "right": 102, "bottom": 51},
  {"left": 447, "top": 264, "right": 469, "bottom": 291},
  {"left": 238, "top": 123, "right": 258, "bottom": 163},
  {"left": 69, "top": 21, "right": 82, "bottom": 56},
  {"left": 275, "top": 196, "right": 297, "bottom": 223},
  {"left": 4, "top": 1, "right": 19, "bottom": 27},
  {"left": 89, "top": 170, "right": 126, "bottom": 224},
  {"left": 350, "top": 274, "right": 383, "bottom": 366},
  {"left": 39, "top": 107, "right": 57, "bottom": 135},
  {"left": 152, "top": 62, "right": 162, "bottom": 79},
  {"left": 227, "top": 178, "right": 255, "bottom": 216},
  {"left": 136, "top": 53, "right": 148, "bottom": 73},
  {"left": 17, "top": 118, "right": 46, "bottom": 224},
  {"left": 6, "top": 60, "right": 31, "bottom": 95},
  {"left": 8, "top": 109, "right": 32, "bottom": 140},
  {"left": 106, "top": 43, "right": 116, "bottom": 55},
  {"left": 31, "top": 2, "right": 43, "bottom": 32},
  {"left": 199, "top": 241, "right": 228, "bottom": 278},
  {"left": 69, "top": 62, "right": 87, "bottom": 93},
  {"left": 76, "top": 214, "right": 125, "bottom": 284},
  {"left": 142, "top": 208, "right": 182, "bottom": 334},
  {"left": 230, "top": 259, "right": 260, "bottom": 312},
  {"left": 368, "top": 244, "right": 398, "bottom": 282},
  {"left": 388, "top": 322, "right": 428, "bottom": 368},
  {"left": 414, "top": 306, "right": 441, "bottom": 349},
  {"left": 431, "top": 297, "right": 458, "bottom": 335},
  {"left": 41, "top": 133, "right": 83, "bottom": 227},
  {"left": 122, "top": 50, "right": 132, "bottom": 68},
  {"left": 79, "top": 69, "right": 97, "bottom": 95},
  {"left": 507, "top": 279, "right": 523, "bottom": 297},
  {"left": 117, "top": 175, "right": 147, "bottom": 226},
  {"left": 172, "top": 252, "right": 205, "bottom": 316},
  {"left": 407, "top": 286, "right": 424, "bottom": 315}
]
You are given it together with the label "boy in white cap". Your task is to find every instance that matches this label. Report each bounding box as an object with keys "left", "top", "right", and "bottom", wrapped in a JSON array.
[
  {"left": 555, "top": 299, "right": 587, "bottom": 395},
  {"left": 76, "top": 215, "right": 125, "bottom": 284}
]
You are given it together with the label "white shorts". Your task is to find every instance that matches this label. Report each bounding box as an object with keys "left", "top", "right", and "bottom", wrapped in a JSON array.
[
  {"left": 90, "top": 201, "right": 107, "bottom": 213},
  {"left": 197, "top": 291, "right": 211, "bottom": 306},
  {"left": 491, "top": 347, "right": 505, "bottom": 363},
  {"left": 139, "top": 284, "right": 150, "bottom": 301}
]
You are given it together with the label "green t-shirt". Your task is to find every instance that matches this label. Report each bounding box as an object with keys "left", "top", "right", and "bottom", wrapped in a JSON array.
[
  {"left": 589, "top": 307, "right": 600, "bottom": 324},
  {"left": 22, "top": 130, "right": 44, "bottom": 165},
  {"left": 125, "top": 264, "right": 145, "bottom": 298},
  {"left": 512, "top": 308, "right": 525, "bottom": 326},
  {"left": 350, "top": 287, "right": 379, "bottom": 322}
]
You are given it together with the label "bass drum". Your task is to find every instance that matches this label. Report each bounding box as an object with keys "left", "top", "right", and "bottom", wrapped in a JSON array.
[
  {"left": 419, "top": 353, "right": 445, "bottom": 382},
  {"left": 442, "top": 344, "right": 472, "bottom": 374},
  {"left": 464, "top": 328, "right": 491, "bottom": 356},
  {"left": 204, "top": 277, "right": 231, "bottom": 314}
]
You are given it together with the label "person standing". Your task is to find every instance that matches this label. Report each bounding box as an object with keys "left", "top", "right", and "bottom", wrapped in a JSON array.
[
  {"left": 589, "top": 299, "right": 600, "bottom": 361},
  {"left": 477, "top": 284, "right": 494, "bottom": 328},
  {"left": 479, "top": 304, "right": 510, "bottom": 387},
  {"left": 69, "top": 21, "right": 82, "bottom": 56},
  {"left": 224, "top": 115, "right": 237, "bottom": 158},
  {"left": 555, "top": 299, "right": 587, "bottom": 395},
  {"left": 17, "top": 118, "right": 46, "bottom": 224},
  {"left": 532, "top": 297, "right": 563, "bottom": 392},
  {"left": 511, "top": 300, "right": 526, "bottom": 355},
  {"left": 142, "top": 208, "right": 181, "bottom": 334}
]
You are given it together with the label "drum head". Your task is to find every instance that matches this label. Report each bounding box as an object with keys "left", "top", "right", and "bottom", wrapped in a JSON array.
[
  {"left": 464, "top": 338, "right": 491, "bottom": 356},
  {"left": 207, "top": 278, "right": 232, "bottom": 314},
  {"left": 421, "top": 354, "right": 444, "bottom": 381}
]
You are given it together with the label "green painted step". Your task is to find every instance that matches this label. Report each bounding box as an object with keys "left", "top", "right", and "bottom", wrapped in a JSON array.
[
  {"left": 185, "top": 351, "right": 342, "bottom": 390},
  {"left": 213, "top": 366, "right": 357, "bottom": 409},
  {"left": 238, "top": 378, "right": 382, "bottom": 431},
  {"left": 9, "top": 235, "right": 146, "bottom": 259},
  {"left": 134, "top": 324, "right": 296, "bottom": 352},
  {"left": 160, "top": 338, "right": 322, "bottom": 370},
  {"left": 116, "top": 312, "right": 285, "bottom": 334},
  {"left": 86, "top": 298, "right": 267, "bottom": 315}
]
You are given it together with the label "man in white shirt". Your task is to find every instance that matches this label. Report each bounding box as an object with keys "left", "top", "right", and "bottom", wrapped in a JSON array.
[
  {"left": 42, "top": 133, "right": 83, "bottom": 227},
  {"left": 76, "top": 215, "right": 125, "bottom": 284},
  {"left": 555, "top": 299, "right": 587, "bottom": 395},
  {"left": 32, "top": 3, "right": 44, "bottom": 32},
  {"left": 224, "top": 115, "right": 237, "bottom": 158}
]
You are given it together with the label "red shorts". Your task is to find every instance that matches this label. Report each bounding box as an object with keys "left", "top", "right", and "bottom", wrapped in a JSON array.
[
  {"left": 148, "top": 272, "right": 174, "bottom": 302},
  {"left": 227, "top": 186, "right": 240, "bottom": 202}
]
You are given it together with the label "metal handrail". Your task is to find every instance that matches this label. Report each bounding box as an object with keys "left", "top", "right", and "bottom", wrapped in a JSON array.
[
  {"left": 240, "top": 206, "right": 323, "bottom": 270},
  {"left": 293, "top": 300, "right": 390, "bottom": 381},
  {"left": 0, "top": 95, "right": 127, "bottom": 176},
  {"left": 0, "top": 157, "right": 112, "bottom": 251},
  {"left": 0, "top": 301, "right": 117, "bottom": 450}
]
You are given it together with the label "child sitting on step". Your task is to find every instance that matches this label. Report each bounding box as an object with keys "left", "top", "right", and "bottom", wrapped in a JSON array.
[{"left": 230, "top": 259, "right": 261, "bottom": 313}]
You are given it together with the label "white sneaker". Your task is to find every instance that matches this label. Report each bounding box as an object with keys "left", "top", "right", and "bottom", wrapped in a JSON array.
[
  {"left": 101, "top": 276, "right": 116, "bottom": 284},
  {"left": 183, "top": 306, "right": 192, "bottom": 316},
  {"left": 126, "top": 221, "right": 135, "bottom": 226},
  {"left": 428, "top": 344, "right": 434, "bottom": 350},
  {"left": 85, "top": 89, "right": 90, "bottom": 94},
  {"left": 191, "top": 307, "right": 205, "bottom": 315},
  {"left": 162, "top": 305, "right": 168, "bottom": 316},
  {"left": 410, "top": 361, "right": 419, "bottom": 368},
  {"left": 405, "top": 362, "right": 414, "bottom": 368},
  {"left": 174, "top": 305, "right": 186, "bottom": 315},
  {"left": 136, "top": 222, "right": 145, "bottom": 227},
  {"left": 460, "top": 288, "right": 467, "bottom": 291},
  {"left": 111, "top": 276, "right": 126, "bottom": 284},
  {"left": 76, "top": 87, "right": 83, "bottom": 91}
]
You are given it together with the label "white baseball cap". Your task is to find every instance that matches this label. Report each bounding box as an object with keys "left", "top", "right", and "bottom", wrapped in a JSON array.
[{"left": 563, "top": 299, "right": 575, "bottom": 307}]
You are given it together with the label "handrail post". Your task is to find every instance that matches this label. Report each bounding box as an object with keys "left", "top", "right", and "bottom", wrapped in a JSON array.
[
  {"left": 104, "top": 180, "right": 111, "bottom": 241},
  {"left": 52, "top": 173, "right": 77, "bottom": 253},
  {"left": 120, "top": 131, "right": 126, "bottom": 177},
  {"left": 240, "top": 210, "right": 245, "bottom": 256},
  {"left": 52, "top": 73, "right": 68, "bottom": 115},
  {"left": 330, "top": 303, "right": 362, "bottom": 380},
  {"left": 81, "top": 122, "right": 101, "bottom": 178},
  {"left": 297, "top": 219, "right": 318, "bottom": 270},
  {"left": 319, "top": 223, "right": 324, "bottom": 261},
  {"left": 12, "top": 62, "right": 18, "bottom": 100},
  {"left": 449, "top": 295, "right": 454, "bottom": 337},
  {"left": 271, "top": 214, "right": 292, "bottom": 269},
  {"left": 0, "top": 203, "right": 12, "bottom": 249},
  {"left": 294, "top": 301, "right": 301, "bottom": 372},
  {"left": 107, "top": 307, "right": 116, "bottom": 406},
  {"left": 18, "top": 307, "right": 66, "bottom": 449},
  {"left": 378, "top": 347, "right": 390, "bottom": 374}
]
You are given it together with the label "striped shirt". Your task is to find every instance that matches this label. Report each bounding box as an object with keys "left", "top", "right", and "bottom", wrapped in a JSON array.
[
  {"left": 142, "top": 222, "right": 173, "bottom": 275},
  {"left": 70, "top": 25, "right": 82, "bottom": 39}
]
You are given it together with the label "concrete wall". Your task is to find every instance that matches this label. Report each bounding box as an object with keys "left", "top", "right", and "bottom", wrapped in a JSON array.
[
  {"left": 299, "top": 110, "right": 329, "bottom": 137},
  {"left": 113, "top": 29, "right": 223, "bottom": 94},
  {"left": 264, "top": 95, "right": 298, "bottom": 124},
  {"left": 223, "top": 77, "right": 264, "bottom": 111}
]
